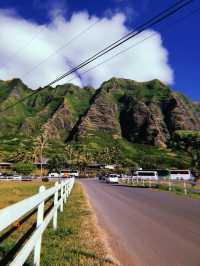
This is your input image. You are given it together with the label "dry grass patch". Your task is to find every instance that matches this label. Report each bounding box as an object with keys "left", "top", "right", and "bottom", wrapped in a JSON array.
[
  {"left": 0, "top": 181, "right": 116, "bottom": 266},
  {"left": 0, "top": 180, "right": 53, "bottom": 209}
]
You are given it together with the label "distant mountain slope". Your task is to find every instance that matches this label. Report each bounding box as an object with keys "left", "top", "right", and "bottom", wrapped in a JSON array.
[
  {"left": 69, "top": 78, "right": 200, "bottom": 148},
  {"left": 0, "top": 79, "right": 94, "bottom": 140},
  {"left": 0, "top": 77, "right": 199, "bottom": 149}
]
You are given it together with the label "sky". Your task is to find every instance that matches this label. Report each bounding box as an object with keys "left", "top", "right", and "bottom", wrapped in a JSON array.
[{"left": 0, "top": 0, "right": 199, "bottom": 100}]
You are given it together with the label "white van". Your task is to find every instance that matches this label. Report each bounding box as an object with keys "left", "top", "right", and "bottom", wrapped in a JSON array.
[
  {"left": 106, "top": 174, "right": 119, "bottom": 184},
  {"left": 60, "top": 170, "right": 79, "bottom": 178},
  {"left": 135, "top": 171, "right": 158, "bottom": 180},
  {"left": 169, "top": 170, "right": 194, "bottom": 180}
]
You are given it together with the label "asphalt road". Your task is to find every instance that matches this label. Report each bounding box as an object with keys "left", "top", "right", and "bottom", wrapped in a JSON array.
[{"left": 81, "top": 179, "right": 200, "bottom": 266}]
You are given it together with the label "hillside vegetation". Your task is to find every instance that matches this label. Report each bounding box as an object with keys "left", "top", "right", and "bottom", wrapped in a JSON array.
[{"left": 0, "top": 77, "right": 199, "bottom": 170}]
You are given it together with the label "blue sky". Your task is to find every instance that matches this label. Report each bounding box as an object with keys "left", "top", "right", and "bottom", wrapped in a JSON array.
[{"left": 0, "top": 0, "right": 199, "bottom": 100}]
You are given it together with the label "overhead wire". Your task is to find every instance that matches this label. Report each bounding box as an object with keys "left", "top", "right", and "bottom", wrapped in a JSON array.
[
  {"left": 0, "top": 27, "right": 44, "bottom": 74},
  {"left": 0, "top": 0, "right": 195, "bottom": 113},
  {"left": 46, "top": 0, "right": 194, "bottom": 87},
  {"left": 66, "top": 5, "right": 200, "bottom": 84},
  {"left": 20, "top": 19, "right": 101, "bottom": 79}
]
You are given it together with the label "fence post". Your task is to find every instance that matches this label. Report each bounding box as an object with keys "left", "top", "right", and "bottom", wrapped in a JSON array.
[
  {"left": 34, "top": 185, "right": 45, "bottom": 266},
  {"left": 53, "top": 182, "right": 58, "bottom": 230},
  {"left": 149, "top": 179, "right": 151, "bottom": 188},
  {"left": 64, "top": 183, "right": 67, "bottom": 204},
  {"left": 184, "top": 181, "right": 187, "bottom": 195},
  {"left": 67, "top": 183, "right": 70, "bottom": 198},
  {"left": 60, "top": 181, "right": 64, "bottom": 212},
  {"left": 168, "top": 179, "right": 172, "bottom": 191}
]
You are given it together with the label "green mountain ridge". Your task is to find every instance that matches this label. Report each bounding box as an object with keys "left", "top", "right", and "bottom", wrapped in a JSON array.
[{"left": 0, "top": 77, "right": 199, "bottom": 169}]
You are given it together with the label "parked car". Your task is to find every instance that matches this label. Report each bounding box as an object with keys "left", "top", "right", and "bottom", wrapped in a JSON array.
[
  {"left": 102, "top": 174, "right": 109, "bottom": 181},
  {"left": 22, "top": 176, "right": 33, "bottom": 181},
  {"left": 106, "top": 174, "right": 119, "bottom": 184},
  {"left": 12, "top": 175, "right": 22, "bottom": 180},
  {"left": 48, "top": 172, "right": 59, "bottom": 178}
]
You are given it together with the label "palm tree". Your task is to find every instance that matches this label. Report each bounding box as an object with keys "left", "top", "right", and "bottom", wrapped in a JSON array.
[
  {"left": 64, "top": 144, "right": 75, "bottom": 164},
  {"left": 33, "top": 131, "right": 48, "bottom": 177}
]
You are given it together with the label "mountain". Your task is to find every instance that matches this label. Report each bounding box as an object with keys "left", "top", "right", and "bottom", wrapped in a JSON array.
[
  {"left": 0, "top": 79, "right": 94, "bottom": 140},
  {"left": 68, "top": 78, "right": 200, "bottom": 147},
  {"left": 0, "top": 77, "right": 199, "bottom": 168}
]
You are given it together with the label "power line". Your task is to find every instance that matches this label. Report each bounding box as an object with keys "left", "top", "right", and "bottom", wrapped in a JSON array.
[
  {"left": 46, "top": 0, "right": 193, "bottom": 87},
  {"left": 0, "top": 27, "right": 44, "bottom": 74},
  {"left": 0, "top": 20, "right": 101, "bottom": 111},
  {"left": 20, "top": 19, "right": 101, "bottom": 80},
  {"left": 66, "top": 5, "right": 200, "bottom": 84},
  {"left": 0, "top": 0, "right": 194, "bottom": 113},
  {"left": 27, "top": 0, "right": 186, "bottom": 84},
  {"left": 50, "top": 0, "right": 189, "bottom": 85}
]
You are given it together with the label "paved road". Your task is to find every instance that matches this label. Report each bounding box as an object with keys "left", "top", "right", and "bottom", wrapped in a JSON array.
[{"left": 81, "top": 179, "right": 200, "bottom": 266}]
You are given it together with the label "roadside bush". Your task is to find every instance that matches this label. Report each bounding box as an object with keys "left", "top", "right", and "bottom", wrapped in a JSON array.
[
  {"left": 15, "top": 162, "right": 36, "bottom": 175},
  {"left": 42, "top": 177, "right": 49, "bottom": 182}
]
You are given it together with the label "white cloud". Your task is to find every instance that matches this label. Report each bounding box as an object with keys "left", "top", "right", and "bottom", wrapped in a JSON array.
[{"left": 0, "top": 8, "right": 173, "bottom": 89}]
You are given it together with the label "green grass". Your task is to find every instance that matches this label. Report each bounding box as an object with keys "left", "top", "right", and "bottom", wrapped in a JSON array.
[
  {"left": 103, "top": 78, "right": 171, "bottom": 103},
  {"left": 120, "top": 179, "right": 200, "bottom": 199},
  {"left": 174, "top": 130, "right": 200, "bottom": 138},
  {"left": 0, "top": 182, "right": 114, "bottom": 266},
  {"left": 158, "top": 184, "right": 200, "bottom": 199},
  {"left": 41, "top": 182, "right": 114, "bottom": 266}
]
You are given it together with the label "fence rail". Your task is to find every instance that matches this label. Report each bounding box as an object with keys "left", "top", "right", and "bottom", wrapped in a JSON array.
[
  {"left": 0, "top": 177, "right": 75, "bottom": 266},
  {"left": 121, "top": 177, "right": 200, "bottom": 195}
]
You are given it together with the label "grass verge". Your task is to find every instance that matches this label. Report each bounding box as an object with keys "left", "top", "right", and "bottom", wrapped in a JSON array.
[
  {"left": 120, "top": 180, "right": 200, "bottom": 199},
  {"left": 0, "top": 181, "right": 115, "bottom": 266}
]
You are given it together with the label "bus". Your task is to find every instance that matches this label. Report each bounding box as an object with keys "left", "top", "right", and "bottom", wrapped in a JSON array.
[
  {"left": 60, "top": 169, "right": 79, "bottom": 178},
  {"left": 169, "top": 170, "right": 194, "bottom": 180},
  {"left": 135, "top": 171, "right": 158, "bottom": 180}
]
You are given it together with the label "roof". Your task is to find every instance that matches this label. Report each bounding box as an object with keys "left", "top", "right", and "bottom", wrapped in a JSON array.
[
  {"left": 0, "top": 162, "right": 13, "bottom": 166},
  {"left": 34, "top": 158, "right": 49, "bottom": 165}
]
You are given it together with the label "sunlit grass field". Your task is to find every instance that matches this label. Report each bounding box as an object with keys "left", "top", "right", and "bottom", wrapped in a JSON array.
[{"left": 0, "top": 181, "right": 115, "bottom": 266}]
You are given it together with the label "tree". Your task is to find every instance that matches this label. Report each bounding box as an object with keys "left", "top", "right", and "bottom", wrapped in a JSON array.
[
  {"left": 48, "top": 155, "right": 67, "bottom": 173},
  {"left": 0, "top": 149, "right": 5, "bottom": 162},
  {"left": 64, "top": 144, "right": 76, "bottom": 164},
  {"left": 191, "top": 149, "right": 200, "bottom": 172},
  {"left": 33, "top": 131, "right": 49, "bottom": 177},
  {"left": 95, "top": 145, "right": 122, "bottom": 165},
  {"left": 8, "top": 147, "right": 33, "bottom": 163},
  {"left": 15, "top": 162, "right": 36, "bottom": 175}
]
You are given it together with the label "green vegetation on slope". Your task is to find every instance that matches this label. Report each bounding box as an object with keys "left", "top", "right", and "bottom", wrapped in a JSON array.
[{"left": 0, "top": 77, "right": 199, "bottom": 171}]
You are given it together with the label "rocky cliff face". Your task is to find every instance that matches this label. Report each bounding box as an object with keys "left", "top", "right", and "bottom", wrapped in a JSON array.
[
  {"left": 0, "top": 77, "right": 199, "bottom": 148},
  {"left": 120, "top": 97, "right": 170, "bottom": 148},
  {"left": 69, "top": 78, "right": 200, "bottom": 148},
  {"left": 68, "top": 87, "right": 121, "bottom": 141},
  {"left": 163, "top": 93, "right": 200, "bottom": 133}
]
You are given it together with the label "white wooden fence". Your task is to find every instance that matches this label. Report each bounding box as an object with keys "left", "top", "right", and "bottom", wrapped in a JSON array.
[
  {"left": 121, "top": 177, "right": 200, "bottom": 195},
  {"left": 0, "top": 177, "right": 75, "bottom": 266}
]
